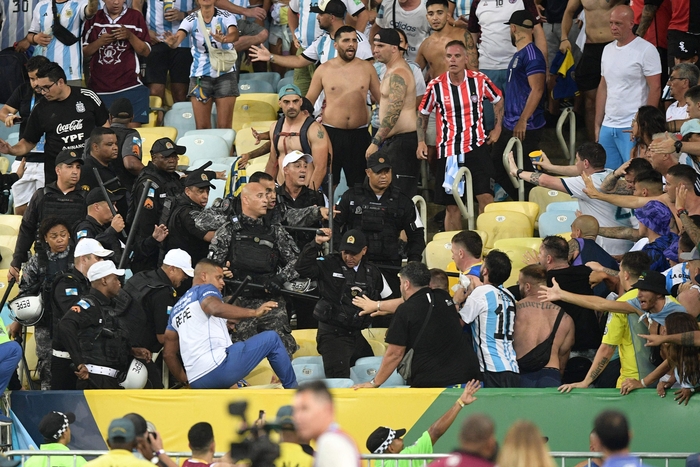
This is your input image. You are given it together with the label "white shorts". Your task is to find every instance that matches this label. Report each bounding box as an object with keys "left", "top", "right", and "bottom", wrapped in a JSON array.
[
  {"left": 11, "top": 160, "right": 45, "bottom": 207},
  {"left": 426, "top": 110, "right": 436, "bottom": 146}
]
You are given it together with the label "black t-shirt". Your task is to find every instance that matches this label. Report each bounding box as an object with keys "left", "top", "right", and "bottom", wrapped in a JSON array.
[
  {"left": 547, "top": 266, "right": 603, "bottom": 352},
  {"left": 165, "top": 195, "right": 211, "bottom": 266},
  {"left": 79, "top": 155, "right": 129, "bottom": 216},
  {"left": 6, "top": 83, "right": 45, "bottom": 163},
  {"left": 386, "top": 287, "right": 480, "bottom": 387},
  {"left": 110, "top": 123, "right": 142, "bottom": 191},
  {"left": 23, "top": 86, "right": 109, "bottom": 174}
]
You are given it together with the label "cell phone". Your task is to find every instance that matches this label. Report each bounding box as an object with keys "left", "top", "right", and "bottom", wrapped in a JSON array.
[{"left": 258, "top": 410, "right": 265, "bottom": 422}]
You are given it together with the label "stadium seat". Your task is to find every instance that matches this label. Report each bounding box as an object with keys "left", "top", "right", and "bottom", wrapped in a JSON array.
[
  {"left": 143, "top": 96, "right": 164, "bottom": 128},
  {"left": 0, "top": 235, "right": 17, "bottom": 269},
  {"left": 0, "top": 215, "right": 22, "bottom": 235},
  {"left": 164, "top": 104, "right": 197, "bottom": 137},
  {"left": 239, "top": 71, "right": 281, "bottom": 90},
  {"left": 367, "top": 339, "right": 386, "bottom": 356},
  {"left": 292, "top": 355, "right": 324, "bottom": 366},
  {"left": 0, "top": 123, "right": 18, "bottom": 142},
  {"left": 138, "top": 127, "right": 179, "bottom": 164},
  {"left": 0, "top": 158, "right": 8, "bottom": 174},
  {"left": 529, "top": 186, "right": 574, "bottom": 216},
  {"left": 476, "top": 211, "right": 534, "bottom": 249},
  {"left": 293, "top": 362, "right": 325, "bottom": 382},
  {"left": 242, "top": 360, "right": 276, "bottom": 386},
  {"left": 432, "top": 230, "right": 488, "bottom": 248},
  {"left": 277, "top": 76, "right": 294, "bottom": 92},
  {"left": 492, "top": 237, "right": 543, "bottom": 287},
  {"left": 233, "top": 96, "right": 279, "bottom": 131},
  {"left": 293, "top": 338, "right": 320, "bottom": 357},
  {"left": 425, "top": 239, "right": 453, "bottom": 270},
  {"left": 184, "top": 129, "right": 236, "bottom": 152},
  {"left": 0, "top": 269, "right": 20, "bottom": 302},
  {"left": 284, "top": 70, "right": 294, "bottom": 78},
  {"left": 361, "top": 328, "right": 388, "bottom": 341},
  {"left": 177, "top": 134, "right": 230, "bottom": 163},
  {"left": 538, "top": 210, "right": 576, "bottom": 237},
  {"left": 484, "top": 201, "right": 539, "bottom": 228},
  {"left": 350, "top": 363, "right": 406, "bottom": 387},
  {"left": 291, "top": 329, "right": 317, "bottom": 341},
  {"left": 493, "top": 237, "right": 542, "bottom": 251},
  {"left": 323, "top": 378, "right": 354, "bottom": 388},
  {"left": 354, "top": 356, "right": 384, "bottom": 367},
  {"left": 239, "top": 81, "right": 276, "bottom": 94},
  {"left": 546, "top": 201, "right": 580, "bottom": 212}
]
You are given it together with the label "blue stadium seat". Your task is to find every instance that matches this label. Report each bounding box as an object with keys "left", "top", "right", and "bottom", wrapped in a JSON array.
[
  {"left": 538, "top": 210, "right": 577, "bottom": 238},
  {"left": 164, "top": 104, "right": 197, "bottom": 139},
  {"left": 277, "top": 76, "right": 294, "bottom": 92},
  {"left": 239, "top": 80, "right": 275, "bottom": 94},
  {"left": 293, "top": 362, "right": 326, "bottom": 382},
  {"left": 323, "top": 378, "right": 355, "bottom": 388},
  {"left": 177, "top": 134, "right": 230, "bottom": 163},
  {"left": 239, "top": 71, "right": 281, "bottom": 90}
]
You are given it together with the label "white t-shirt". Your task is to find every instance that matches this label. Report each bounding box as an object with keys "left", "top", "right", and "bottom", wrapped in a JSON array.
[
  {"left": 560, "top": 169, "right": 639, "bottom": 256},
  {"left": 667, "top": 101, "right": 689, "bottom": 122},
  {"left": 166, "top": 283, "right": 231, "bottom": 382},
  {"left": 314, "top": 425, "right": 361, "bottom": 467},
  {"left": 375, "top": 0, "right": 430, "bottom": 62},
  {"left": 601, "top": 37, "right": 662, "bottom": 128}
]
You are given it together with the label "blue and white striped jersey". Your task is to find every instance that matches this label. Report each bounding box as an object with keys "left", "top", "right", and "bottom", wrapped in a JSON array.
[
  {"left": 0, "top": 0, "right": 37, "bottom": 49},
  {"left": 29, "top": 0, "right": 88, "bottom": 81},
  {"left": 227, "top": 0, "right": 249, "bottom": 21},
  {"left": 449, "top": 0, "right": 471, "bottom": 21},
  {"left": 179, "top": 8, "right": 238, "bottom": 78},
  {"left": 459, "top": 284, "right": 518, "bottom": 373},
  {"left": 288, "top": 0, "right": 365, "bottom": 49},
  {"left": 664, "top": 262, "right": 691, "bottom": 294},
  {"left": 146, "top": 0, "right": 195, "bottom": 47},
  {"left": 300, "top": 29, "right": 372, "bottom": 64}
]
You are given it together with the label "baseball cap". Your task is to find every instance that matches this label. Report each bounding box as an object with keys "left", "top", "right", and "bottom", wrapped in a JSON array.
[
  {"left": 86, "top": 188, "right": 123, "bottom": 206},
  {"left": 367, "top": 151, "right": 392, "bottom": 173},
  {"left": 366, "top": 427, "right": 406, "bottom": 454},
  {"left": 87, "top": 260, "right": 125, "bottom": 282},
  {"left": 163, "top": 249, "right": 195, "bottom": 277},
  {"left": 151, "top": 137, "right": 186, "bottom": 157},
  {"left": 631, "top": 270, "right": 668, "bottom": 296},
  {"left": 680, "top": 246, "right": 700, "bottom": 261},
  {"left": 184, "top": 170, "right": 215, "bottom": 189},
  {"left": 278, "top": 83, "right": 302, "bottom": 100},
  {"left": 74, "top": 238, "right": 114, "bottom": 259},
  {"left": 310, "top": 0, "right": 346, "bottom": 17},
  {"left": 108, "top": 418, "right": 136, "bottom": 443},
  {"left": 38, "top": 411, "right": 76, "bottom": 441},
  {"left": 283, "top": 150, "right": 313, "bottom": 168},
  {"left": 339, "top": 229, "right": 367, "bottom": 254},
  {"left": 55, "top": 149, "right": 85, "bottom": 166},
  {"left": 681, "top": 119, "right": 700, "bottom": 137},
  {"left": 504, "top": 10, "right": 536, "bottom": 28},
  {"left": 109, "top": 98, "right": 134, "bottom": 119},
  {"left": 675, "top": 41, "right": 698, "bottom": 60},
  {"left": 373, "top": 28, "right": 401, "bottom": 47},
  {"left": 273, "top": 405, "right": 295, "bottom": 429}
]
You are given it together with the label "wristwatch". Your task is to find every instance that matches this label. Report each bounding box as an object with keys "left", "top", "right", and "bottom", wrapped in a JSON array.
[
  {"left": 269, "top": 54, "right": 275, "bottom": 63},
  {"left": 675, "top": 140, "right": 683, "bottom": 153},
  {"left": 516, "top": 169, "right": 524, "bottom": 178},
  {"left": 369, "top": 378, "right": 379, "bottom": 388},
  {"left": 677, "top": 208, "right": 689, "bottom": 217}
]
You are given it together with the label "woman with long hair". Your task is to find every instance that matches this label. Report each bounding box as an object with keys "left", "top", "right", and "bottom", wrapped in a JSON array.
[
  {"left": 497, "top": 421, "right": 556, "bottom": 467},
  {"left": 630, "top": 105, "right": 666, "bottom": 160}
]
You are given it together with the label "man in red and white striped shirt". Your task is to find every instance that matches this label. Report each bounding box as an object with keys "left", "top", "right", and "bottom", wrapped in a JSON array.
[{"left": 417, "top": 40, "right": 503, "bottom": 231}]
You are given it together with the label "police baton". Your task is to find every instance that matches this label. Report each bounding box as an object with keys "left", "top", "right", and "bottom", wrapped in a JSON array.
[
  {"left": 119, "top": 179, "right": 153, "bottom": 269},
  {"left": 224, "top": 279, "right": 320, "bottom": 300},
  {"left": 0, "top": 278, "right": 15, "bottom": 310},
  {"left": 226, "top": 275, "right": 251, "bottom": 304},
  {"left": 92, "top": 168, "right": 128, "bottom": 241}
]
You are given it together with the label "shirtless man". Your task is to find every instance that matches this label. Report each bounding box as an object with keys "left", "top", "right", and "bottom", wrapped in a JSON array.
[
  {"left": 514, "top": 264, "right": 574, "bottom": 388},
  {"left": 265, "top": 85, "right": 330, "bottom": 189},
  {"left": 306, "top": 26, "right": 381, "bottom": 189},
  {"left": 560, "top": 0, "right": 626, "bottom": 141},
  {"left": 367, "top": 28, "right": 420, "bottom": 197},
  {"left": 416, "top": 0, "right": 479, "bottom": 78}
]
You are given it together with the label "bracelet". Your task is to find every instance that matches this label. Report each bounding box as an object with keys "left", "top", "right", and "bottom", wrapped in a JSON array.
[
  {"left": 29, "top": 33, "right": 36, "bottom": 45},
  {"left": 677, "top": 208, "right": 689, "bottom": 217},
  {"left": 516, "top": 168, "right": 524, "bottom": 178},
  {"left": 560, "top": 38, "right": 569, "bottom": 43},
  {"left": 370, "top": 378, "right": 379, "bottom": 388},
  {"left": 156, "top": 449, "right": 165, "bottom": 456},
  {"left": 269, "top": 54, "right": 275, "bottom": 63},
  {"left": 641, "top": 379, "right": 647, "bottom": 388},
  {"left": 456, "top": 399, "right": 465, "bottom": 408}
]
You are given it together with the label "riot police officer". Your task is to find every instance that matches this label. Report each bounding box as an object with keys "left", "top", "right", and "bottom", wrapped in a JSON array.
[
  {"left": 295, "top": 229, "right": 392, "bottom": 377},
  {"left": 208, "top": 182, "right": 299, "bottom": 357},
  {"left": 51, "top": 238, "right": 114, "bottom": 390},
  {"left": 74, "top": 190, "right": 125, "bottom": 262},
  {"left": 333, "top": 153, "right": 426, "bottom": 296},
  {"left": 9, "top": 150, "right": 86, "bottom": 283},
  {"left": 58, "top": 261, "right": 135, "bottom": 389}
]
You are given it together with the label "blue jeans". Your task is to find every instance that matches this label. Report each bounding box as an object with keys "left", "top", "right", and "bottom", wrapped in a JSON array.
[
  {"left": 598, "top": 125, "right": 634, "bottom": 170},
  {"left": 481, "top": 69, "right": 508, "bottom": 131},
  {"left": 0, "top": 341, "right": 21, "bottom": 391},
  {"left": 190, "top": 331, "right": 298, "bottom": 389},
  {"left": 520, "top": 367, "right": 562, "bottom": 388}
]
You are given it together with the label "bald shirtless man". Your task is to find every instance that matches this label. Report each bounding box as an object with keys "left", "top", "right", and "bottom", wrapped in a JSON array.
[
  {"left": 307, "top": 26, "right": 381, "bottom": 189},
  {"left": 367, "top": 28, "right": 420, "bottom": 197},
  {"left": 513, "top": 264, "right": 574, "bottom": 388},
  {"left": 560, "top": 0, "right": 626, "bottom": 141}
]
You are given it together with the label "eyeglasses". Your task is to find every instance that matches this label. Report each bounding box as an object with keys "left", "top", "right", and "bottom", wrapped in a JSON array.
[
  {"left": 668, "top": 76, "right": 688, "bottom": 82},
  {"left": 35, "top": 81, "right": 57, "bottom": 94}
]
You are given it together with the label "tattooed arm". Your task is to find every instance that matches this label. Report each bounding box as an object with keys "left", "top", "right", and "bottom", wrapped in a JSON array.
[
  {"left": 597, "top": 226, "right": 641, "bottom": 241},
  {"left": 639, "top": 331, "right": 700, "bottom": 347},
  {"left": 464, "top": 30, "right": 479, "bottom": 70},
  {"left": 558, "top": 343, "right": 616, "bottom": 392},
  {"left": 679, "top": 212, "right": 700, "bottom": 246},
  {"left": 308, "top": 122, "right": 330, "bottom": 190},
  {"left": 568, "top": 238, "right": 580, "bottom": 263},
  {"left": 599, "top": 162, "right": 633, "bottom": 194},
  {"left": 366, "top": 72, "right": 408, "bottom": 157},
  {"left": 507, "top": 162, "right": 567, "bottom": 192},
  {"left": 416, "top": 112, "right": 430, "bottom": 159},
  {"left": 636, "top": 4, "right": 659, "bottom": 38}
]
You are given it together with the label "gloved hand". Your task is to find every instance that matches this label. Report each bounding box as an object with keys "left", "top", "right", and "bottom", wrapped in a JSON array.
[{"left": 264, "top": 275, "right": 285, "bottom": 296}]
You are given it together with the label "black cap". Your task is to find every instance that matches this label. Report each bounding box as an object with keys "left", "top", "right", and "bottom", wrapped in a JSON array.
[
  {"left": 55, "top": 150, "right": 84, "bottom": 166},
  {"left": 631, "top": 270, "right": 668, "bottom": 296},
  {"left": 185, "top": 170, "right": 215, "bottom": 189},
  {"left": 504, "top": 10, "right": 536, "bottom": 28},
  {"left": 109, "top": 98, "right": 133, "bottom": 119},
  {"left": 675, "top": 41, "right": 698, "bottom": 59},
  {"left": 374, "top": 28, "right": 401, "bottom": 46},
  {"left": 151, "top": 137, "right": 186, "bottom": 157},
  {"left": 38, "top": 411, "right": 76, "bottom": 441},
  {"left": 367, "top": 151, "right": 392, "bottom": 173},
  {"left": 366, "top": 427, "right": 406, "bottom": 454},
  {"left": 310, "top": 0, "right": 346, "bottom": 17},
  {"left": 86, "top": 188, "right": 124, "bottom": 205},
  {"left": 339, "top": 229, "right": 367, "bottom": 254}
]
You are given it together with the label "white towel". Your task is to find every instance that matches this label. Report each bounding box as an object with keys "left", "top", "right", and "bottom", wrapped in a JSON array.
[{"left": 442, "top": 154, "right": 465, "bottom": 196}]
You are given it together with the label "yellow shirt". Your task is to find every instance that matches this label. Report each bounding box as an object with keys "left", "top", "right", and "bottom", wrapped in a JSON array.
[
  {"left": 273, "top": 442, "right": 313, "bottom": 467},
  {"left": 84, "top": 450, "right": 154, "bottom": 467},
  {"left": 602, "top": 290, "right": 642, "bottom": 388}
]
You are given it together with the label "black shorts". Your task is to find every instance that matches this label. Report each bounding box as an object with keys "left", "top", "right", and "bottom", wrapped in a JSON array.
[
  {"left": 145, "top": 42, "right": 193, "bottom": 85},
  {"left": 375, "top": 131, "right": 419, "bottom": 197},
  {"left": 324, "top": 125, "right": 371, "bottom": 189},
  {"left": 434, "top": 144, "right": 494, "bottom": 205},
  {"left": 668, "top": 30, "right": 700, "bottom": 62},
  {"left": 575, "top": 42, "right": 610, "bottom": 92}
]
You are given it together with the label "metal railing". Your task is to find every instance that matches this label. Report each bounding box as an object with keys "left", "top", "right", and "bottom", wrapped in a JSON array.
[
  {"left": 451, "top": 167, "right": 475, "bottom": 230},
  {"left": 556, "top": 107, "right": 577, "bottom": 165},
  {"left": 502, "top": 137, "right": 524, "bottom": 201},
  {"left": 412, "top": 195, "right": 428, "bottom": 244}
]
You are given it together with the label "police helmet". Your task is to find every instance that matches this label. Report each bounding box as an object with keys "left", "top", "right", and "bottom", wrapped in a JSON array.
[
  {"left": 8, "top": 294, "right": 44, "bottom": 326},
  {"left": 119, "top": 359, "right": 148, "bottom": 389}
]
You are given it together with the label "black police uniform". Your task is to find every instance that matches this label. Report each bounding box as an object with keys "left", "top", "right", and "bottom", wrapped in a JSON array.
[
  {"left": 78, "top": 154, "right": 129, "bottom": 216},
  {"left": 50, "top": 267, "right": 91, "bottom": 390},
  {"left": 73, "top": 215, "right": 124, "bottom": 263},
  {"left": 295, "top": 240, "right": 385, "bottom": 378},
  {"left": 58, "top": 288, "right": 131, "bottom": 389},
  {"left": 276, "top": 184, "right": 326, "bottom": 250},
  {"left": 110, "top": 122, "right": 142, "bottom": 193}
]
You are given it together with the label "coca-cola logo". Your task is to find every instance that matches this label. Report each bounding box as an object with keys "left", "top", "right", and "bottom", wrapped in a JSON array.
[{"left": 56, "top": 119, "right": 84, "bottom": 135}]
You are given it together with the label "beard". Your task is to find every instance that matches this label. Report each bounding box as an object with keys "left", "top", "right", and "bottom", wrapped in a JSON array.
[
  {"left": 510, "top": 32, "right": 516, "bottom": 47},
  {"left": 339, "top": 49, "right": 355, "bottom": 62}
]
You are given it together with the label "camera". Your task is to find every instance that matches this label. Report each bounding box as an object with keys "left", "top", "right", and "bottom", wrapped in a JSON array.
[{"left": 229, "top": 401, "right": 280, "bottom": 467}]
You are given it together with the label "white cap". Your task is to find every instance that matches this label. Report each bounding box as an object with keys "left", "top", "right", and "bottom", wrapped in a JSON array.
[
  {"left": 74, "top": 238, "right": 114, "bottom": 259},
  {"left": 282, "top": 150, "right": 312, "bottom": 168},
  {"left": 87, "top": 260, "right": 125, "bottom": 282},
  {"left": 163, "top": 249, "right": 195, "bottom": 277}
]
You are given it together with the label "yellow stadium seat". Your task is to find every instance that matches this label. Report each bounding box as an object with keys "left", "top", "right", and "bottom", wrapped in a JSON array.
[
  {"left": 492, "top": 237, "right": 543, "bottom": 288},
  {"left": 233, "top": 95, "right": 279, "bottom": 131},
  {"left": 0, "top": 215, "right": 22, "bottom": 235},
  {"left": 137, "top": 127, "right": 179, "bottom": 164},
  {"left": 0, "top": 269, "right": 20, "bottom": 299},
  {"left": 292, "top": 329, "right": 317, "bottom": 341},
  {"left": 143, "top": 96, "right": 164, "bottom": 128},
  {"left": 484, "top": 201, "right": 539, "bottom": 228},
  {"left": 0, "top": 158, "right": 8, "bottom": 174},
  {"left": 425, "top": 239, "right": 454, "bottom": 270},
  {"left": 368, "top": 340, "right": 387, "bottom": 356},
  {"left": 528, "top": 186, "right": 574, "bottom": 220},
  {"left": 476, "top": 211, "right": 534, "bottom": 249},
  {"left": 292, "top": 338, "right": 319, "bottom": 358},
  {"left": 243, "top": 360, "right": 277, "bottom": 386},
  {"left": 362, "top": 328, "right": 388, "bottom": 341},
  {"left": 432, "top": 230, "right": 488, "bottom": 253},
  {"left": 0, "top": 235, "right": 17, "bottom": 269},
  {"left": 493, "top": 237, "right": 542, "bottom": 251}
]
